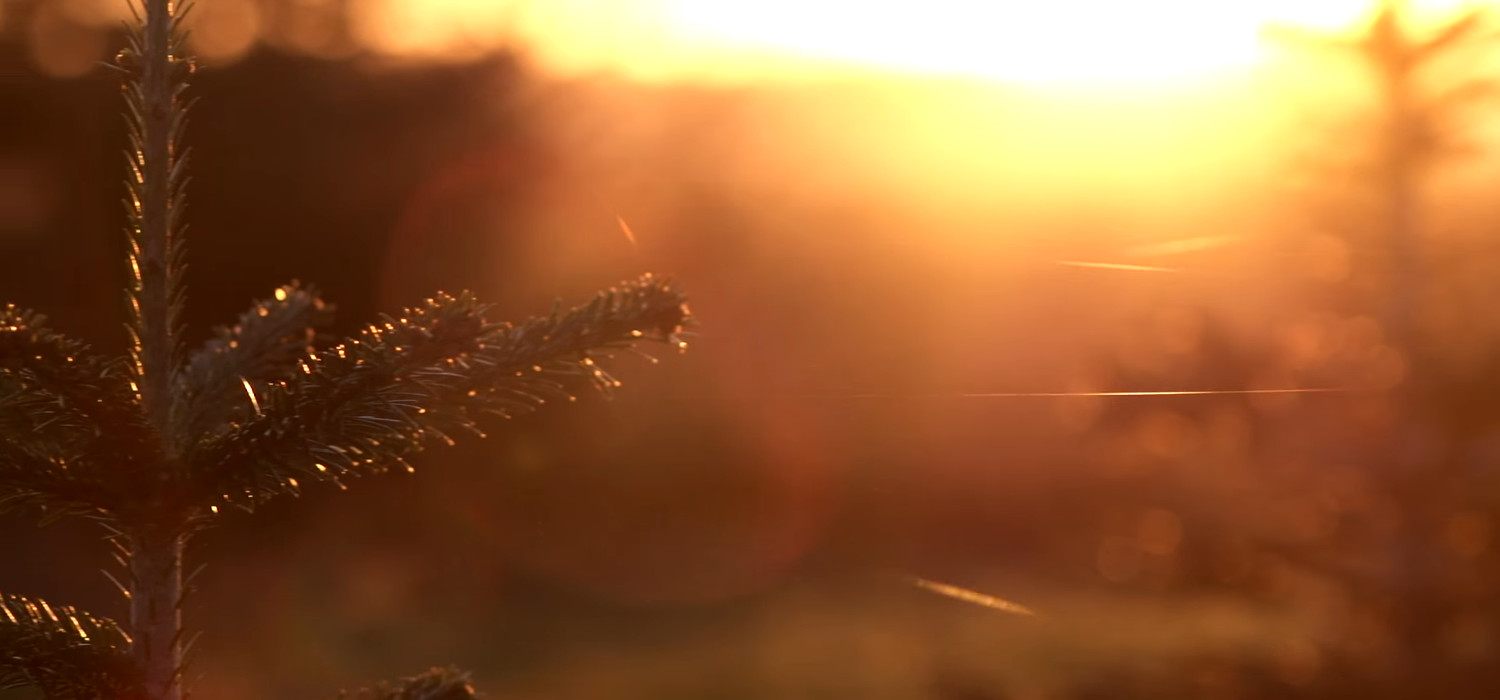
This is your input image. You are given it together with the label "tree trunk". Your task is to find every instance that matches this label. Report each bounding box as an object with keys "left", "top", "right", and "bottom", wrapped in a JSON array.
[
  {"left": 129, "top": 526, "right": 184, "bottom": 700},
  {"left": 1381, "top": 31, "right": 1421, "bottom": 362}
]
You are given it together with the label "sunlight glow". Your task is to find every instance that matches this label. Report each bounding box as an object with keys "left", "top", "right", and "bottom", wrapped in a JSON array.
[
  {"left": 25, "top": 0, "right": 1496, "bottom": 84},
  {"left": 655, "top": 0, "right": 1495, "bottom": 84},
  {"left": 489, "top": 0, "right": 1492, "bottom": 85},
  {"left": 664, "top": 1, "right": 1271, "bottom": 84}
]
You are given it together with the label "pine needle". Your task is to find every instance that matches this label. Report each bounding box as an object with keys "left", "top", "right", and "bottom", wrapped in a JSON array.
[{"left": 0, "top": 591, "right": 140, "bottom": 698}]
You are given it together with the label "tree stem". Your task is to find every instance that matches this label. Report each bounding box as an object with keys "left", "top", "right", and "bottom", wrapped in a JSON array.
[
  {"left": 135, "top": 0, "right": 180, "bottom": 441},
  {"left": 129, "top": 526, "right": 184, "bottom": 700},
  {"left": 1378, "top": 0, "right": 1422, "bottom": 360},
  {"left": 130, "top": 3, "right": 188, "bottom": 695}
]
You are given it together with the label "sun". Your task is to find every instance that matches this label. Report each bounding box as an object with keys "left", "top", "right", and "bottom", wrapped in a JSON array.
[{"left": 659, "top": 0, "right": 1271, "bottom": 85}]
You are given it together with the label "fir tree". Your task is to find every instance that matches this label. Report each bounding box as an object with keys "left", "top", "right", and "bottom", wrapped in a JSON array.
[
  {"left": 0, "top": 1, "right": 691, "bottom": 698},
  {"left": 1267, "top": 0, "right": 1496, "bottom": 350}
]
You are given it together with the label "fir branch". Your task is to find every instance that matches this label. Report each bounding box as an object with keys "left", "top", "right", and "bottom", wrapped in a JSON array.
[
  {"left": 0, "top": 591, "right": 140, "bottom": 699},
  {"left": 0, "top": 307, "right": 154, "bottom": 519},
  {"left": 174, "top": 282, "right": 332, "bottom": 452},
  {"left": 0, "top": 306, "right": 135, "bottom": 438},
  {"left": 187, "top": 274, "right": 690, "bottom": 512},
  {"left": 338, "top": 666, "right": 479, "bottom": 700},
  {"left": 0, "top": 449, "right": 121, "bottom": 524}
]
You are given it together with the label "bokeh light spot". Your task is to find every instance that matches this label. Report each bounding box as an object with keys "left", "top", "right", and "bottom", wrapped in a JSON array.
[
  {"left": 1446, "top": 511, "right": 1491, "bottom": 559},
  {"left": 1301, "top": 232, "right": 1352, "bottom": 283},
  {"left": 28, "top": 3, "right": 106, "bottom": 78},
  {"left": 1274, "top": 637, "right": 1322, "bottom": 685},
  {"left": 189, "top": 0, "right": 263, "bottom": 64},
  {"left": 1135, "top": 410, "right": 1199, "bottom": 460},
  {"left": 1137, "top": 509, "right": 1185, "bottom": 556},
  {"left": 1097, "top": 535, "right": 1145, "bottom": 583},
  {"left": 1441, "top": 614, "right": 1495, "bottom": 663}
]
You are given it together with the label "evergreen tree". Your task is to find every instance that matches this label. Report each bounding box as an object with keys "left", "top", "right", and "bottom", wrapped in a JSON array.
[
  {"left": 1268, "top": 0, "right": 1495, "bottom": 350},
  {"left": 0, "top": 1, "right": 691, "bottom": 698}
]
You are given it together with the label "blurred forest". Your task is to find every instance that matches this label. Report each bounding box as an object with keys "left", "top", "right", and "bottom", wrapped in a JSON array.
[{"left": 7, "top": 0, "right": 1500, "bottom": 697}]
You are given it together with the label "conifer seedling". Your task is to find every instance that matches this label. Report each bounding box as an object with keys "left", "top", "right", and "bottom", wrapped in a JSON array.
[{"left": 0, "top": 1, "right": 691, "bottom": 697}]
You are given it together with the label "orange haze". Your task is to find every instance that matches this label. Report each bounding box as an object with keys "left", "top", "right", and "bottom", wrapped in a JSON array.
[{"left": 342, "top": 0, "right": 1489, "bottom": 84}]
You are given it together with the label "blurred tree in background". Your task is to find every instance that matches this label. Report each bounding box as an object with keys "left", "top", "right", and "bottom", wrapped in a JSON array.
[{"left": 1074, "top": 2, "right": 1500, "bottom": 697}]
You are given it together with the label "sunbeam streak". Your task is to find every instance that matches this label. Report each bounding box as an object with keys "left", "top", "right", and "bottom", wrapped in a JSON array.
[{"left": 908, "top": 576, "right": 1039, "bottom": 617}]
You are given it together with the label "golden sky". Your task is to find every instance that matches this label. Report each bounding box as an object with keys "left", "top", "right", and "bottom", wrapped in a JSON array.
[
  {"left": 20, "top": 0, "right": 1493, "bottom": 84},
  {"left": 351, "top": 0, "right": 1490, "bottom": 84}
]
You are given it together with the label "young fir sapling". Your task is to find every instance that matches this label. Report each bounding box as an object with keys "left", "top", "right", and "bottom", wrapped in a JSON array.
[{"left": 0, "top": 1, "right": 691, "bottom": 698}]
